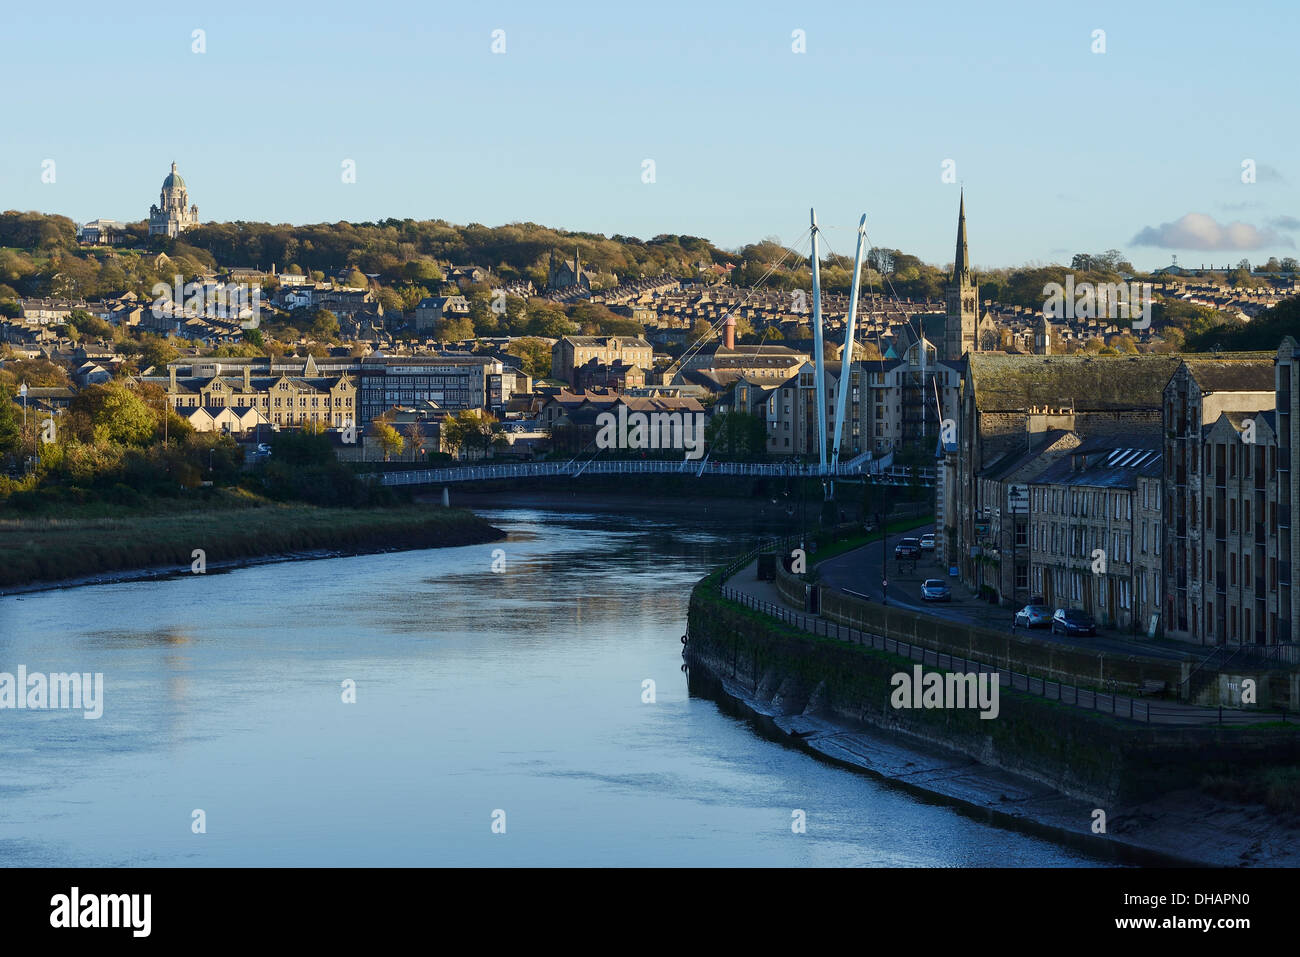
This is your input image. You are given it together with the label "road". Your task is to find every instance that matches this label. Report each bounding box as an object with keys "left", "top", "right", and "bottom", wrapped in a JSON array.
[{"left": 815, "top": 525, "right": 1201, "bottom": 664}]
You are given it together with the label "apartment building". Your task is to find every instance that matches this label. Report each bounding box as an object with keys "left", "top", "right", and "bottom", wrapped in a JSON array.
[
  {"left": 952, "top": 353, "right": 1178, "bottom": 595},
  {"left": 763, "top": 338, "right": 960, "bottom": 459},
  {"left": 1163, "top": 350, "right": 1296, "bottom": 645},
  {"left": 154, "top": 361, "right": 358, "bottom": 431},
  {"left": 1027, "top": 436, "right": 1163, "bottom": 631},
  {"left": 357, "top": 355, "right": 500, "bottom": 423},
  {"left": 551, "top": 336, "right": 653, "bottom": 386}
]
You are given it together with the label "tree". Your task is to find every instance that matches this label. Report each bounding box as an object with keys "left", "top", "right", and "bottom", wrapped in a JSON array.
[
  {"left": 404, "top": 420, "right": 426, "bottom": 462},
  {"left": 435, "top": 314, "right": 475, "bottom": 342},
  {"left": 375, "top": 286, "right": 404, "bottom": 314},
  {"left": 441, "top": 409, "right": 496, "bottom": 459},
  {"left": 704, "top": 410, "right": 767, "bottom": 460},
  {"left": 506, "top": 338, "right": 552, "bottom": 379},
  {"left": 0, "top": 384, "right": 19, "bottom": 456},
  {"left": 70, "top": 382, "right": 157, "bottom": 445},
  {"left": 309, "top": 308, "right": 340, "bottom": 341},
  {"left": 372, "top": 416, "right": 404, "bottom": 461}
]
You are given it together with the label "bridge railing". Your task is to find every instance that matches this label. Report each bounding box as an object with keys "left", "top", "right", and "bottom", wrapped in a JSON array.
[{"left": 368, "top": 459, "right": 937, "bottom": 487}]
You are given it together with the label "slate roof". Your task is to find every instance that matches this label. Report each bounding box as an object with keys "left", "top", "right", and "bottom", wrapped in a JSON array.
[
  {"left": 1029, "top": 438, "right": 1163, "bottom": 489},
  {"left": 1181, "top": 357, "right": 1276, "bottom": 393},
  {"left": 966, "top": 354, "right": 1183, "bottom": 412}
]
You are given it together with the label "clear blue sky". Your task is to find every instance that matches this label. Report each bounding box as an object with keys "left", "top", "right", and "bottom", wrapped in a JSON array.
[{"left": 5, "top": 0, "right": 1297, "bottom": 271}]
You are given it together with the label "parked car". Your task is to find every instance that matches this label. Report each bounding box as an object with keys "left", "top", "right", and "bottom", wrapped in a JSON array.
[
  {"left": 1014, "top": 604, "right": 1052, "bottom": 629},
  {"left": 1051, "top": 608, "right": 1097, "bottom": 636},
  {"left": 256, "top": 443, "right": 272, "bottom": 455},
  {"left": 921, "top": 579, "right": 951, "bottom": 601},
  {"left": 894, "top": 537, "right": 921, "bottom": 559},
  {"left": 919, "top": 533, "right": 936, "bottom": 552}
]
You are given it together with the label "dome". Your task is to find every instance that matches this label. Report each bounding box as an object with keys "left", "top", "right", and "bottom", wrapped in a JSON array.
[{"left": 162, "top": 162, "right": 185, "bottom": 190}]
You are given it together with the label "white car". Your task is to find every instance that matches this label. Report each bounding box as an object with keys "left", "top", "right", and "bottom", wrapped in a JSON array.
[
  {"left": 256, "top": 443, "right": 272, "bottom": 455},
  {"left": 919, "top": 533, "right": 936, "bottom": 552}
]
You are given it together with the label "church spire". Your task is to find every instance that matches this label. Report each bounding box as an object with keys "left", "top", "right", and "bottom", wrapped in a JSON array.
[{"left": 952, "top": 189, "right": 970, "bottom": 283}]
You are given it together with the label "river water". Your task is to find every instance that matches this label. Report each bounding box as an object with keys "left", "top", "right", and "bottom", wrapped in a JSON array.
[{"left": 0, "top": 507, "right": 1098, "bottom": 866}]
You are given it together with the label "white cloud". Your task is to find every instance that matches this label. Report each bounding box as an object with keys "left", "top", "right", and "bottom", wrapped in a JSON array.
[{"left": 1131, "top": 212, "right": 1292, "bottom": 250}]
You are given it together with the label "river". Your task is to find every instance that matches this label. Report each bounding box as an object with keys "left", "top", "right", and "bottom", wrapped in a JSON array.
[{"left": 0, "top": 506, "right": 1098, "bottom": 866}]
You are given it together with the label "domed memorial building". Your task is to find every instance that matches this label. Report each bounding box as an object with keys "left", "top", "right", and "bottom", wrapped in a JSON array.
[{"left": 148, "top": 161, "right": 200, "bottom": 238}]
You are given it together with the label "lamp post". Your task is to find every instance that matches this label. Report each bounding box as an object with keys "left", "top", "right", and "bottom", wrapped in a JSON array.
[{"left": 19, "top": 382, "right": 27, "bottom": 474}]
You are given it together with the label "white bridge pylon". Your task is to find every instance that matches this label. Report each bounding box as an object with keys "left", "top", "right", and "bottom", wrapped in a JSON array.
[{"left": 812, "top": 208, "right": 869, "bottom": 497}]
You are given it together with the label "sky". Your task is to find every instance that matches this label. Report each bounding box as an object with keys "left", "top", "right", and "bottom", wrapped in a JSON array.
[{"left": 4, "top": 0, "right": 1298, "bottom": 271}]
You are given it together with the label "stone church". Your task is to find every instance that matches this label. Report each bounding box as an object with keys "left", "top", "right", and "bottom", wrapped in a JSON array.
[
  {"left": 942, "top": 191, "right": 992, "bottom": 362},
  {"left": 547, "top": 248, "right": 592, "bottom": 291},
  {"left": 148, "top": 162, "right": 200, "bottom": 238}
]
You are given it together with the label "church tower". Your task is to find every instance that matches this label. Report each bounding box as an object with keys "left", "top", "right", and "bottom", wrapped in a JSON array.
[
  {"left": 1033, "top": 315, "right": 1053, "bottom": 355},
  {"left": 944, "top": 191, "right": 978, "bottom": 361}
]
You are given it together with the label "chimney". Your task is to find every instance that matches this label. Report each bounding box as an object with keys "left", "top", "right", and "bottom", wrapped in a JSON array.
[
  {"left": 243, "top": 365, "right": 251, "bottom": 390},
  {"left": 724, "top": 315, "right": 735, "bottom": 350},
  {"left": 169, "top": 365, "right": 177, "bottom": 391}
]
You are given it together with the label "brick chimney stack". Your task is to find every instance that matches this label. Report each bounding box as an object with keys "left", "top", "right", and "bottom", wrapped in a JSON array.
[{"left": 723, "top": 315, "right": 735, "bottom": 350}]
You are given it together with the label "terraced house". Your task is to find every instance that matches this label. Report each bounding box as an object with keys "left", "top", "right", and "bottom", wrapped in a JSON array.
[
  {"left": 153, "top": 359, "right": 358, "bottom": 432},
  {"left": 948, "top": 353, "right": 1179, "bottom": 594},
  {"left": 1162, "top": 348, "right": 1299, "bottom": 646},
  {"left": 1027, "top": 436, "right": 1164, "bottom": 632}
]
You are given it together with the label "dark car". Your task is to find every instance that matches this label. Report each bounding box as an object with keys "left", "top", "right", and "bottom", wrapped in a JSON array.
[
  {"left": 1051, "top": 608, "right": 1096, "bottom": 636},
  {"left": 894, "top": 537, "right": 922, "bottom": 559}
]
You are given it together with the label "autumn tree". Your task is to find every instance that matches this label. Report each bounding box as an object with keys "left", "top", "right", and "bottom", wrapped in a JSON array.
[{"left": 372, "top": 416, "right": 405, "bottom": 461}]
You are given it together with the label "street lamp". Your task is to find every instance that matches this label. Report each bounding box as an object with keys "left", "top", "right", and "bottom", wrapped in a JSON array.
[{"left": 18, "top": 382, "right": 27, "bottom": 474}]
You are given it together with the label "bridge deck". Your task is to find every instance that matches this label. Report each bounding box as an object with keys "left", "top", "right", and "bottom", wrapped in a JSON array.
[{"left": 371, "top": 460, "right": 937, "bottom": 486}]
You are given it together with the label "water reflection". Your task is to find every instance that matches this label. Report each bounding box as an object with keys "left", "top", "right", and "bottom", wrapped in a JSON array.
[{"left": 0, "top": 506, "right": 1099, "bottom": 867}]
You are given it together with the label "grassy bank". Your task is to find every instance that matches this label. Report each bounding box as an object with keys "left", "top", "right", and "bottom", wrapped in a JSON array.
[{"left": 0, "top": 490, "right": 504, "bottom": 589}]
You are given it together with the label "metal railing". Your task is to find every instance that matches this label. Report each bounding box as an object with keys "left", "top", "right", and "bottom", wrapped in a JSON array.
[
  {"left": 712, "top": 555, "right": 1284, "bottom": 726},
  {"left": 372, "top": 459, "right": 937, "bottom": 487}
]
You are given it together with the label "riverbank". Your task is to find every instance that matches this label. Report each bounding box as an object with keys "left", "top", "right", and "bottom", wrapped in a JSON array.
[
  {"left": 0, "top": 495, "right": 504, "bottom": 593},
  {"left": 686, "top": 567, "right": 1300, "bottom": 866},
  {"left": 689, "top": 662, "right": 1300, "bottom": 866}
]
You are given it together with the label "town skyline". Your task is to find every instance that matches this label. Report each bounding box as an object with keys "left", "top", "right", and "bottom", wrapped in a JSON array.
[
  {"left": 6, "top": 0, "right": 1298, "bottom": 271},
  {"left": 25, "top": 159, "right": 1299, "bottom": 277}
]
